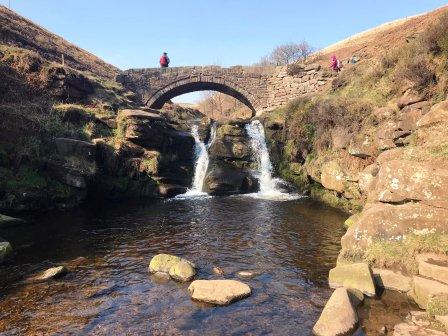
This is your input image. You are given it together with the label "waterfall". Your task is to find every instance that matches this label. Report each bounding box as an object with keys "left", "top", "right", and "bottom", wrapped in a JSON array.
[
  {"left": 179, "top": 123, "right": 216, "bottom": 197},
  {"left": 246, "top": 120, "right": 299, "bottom": 200}
]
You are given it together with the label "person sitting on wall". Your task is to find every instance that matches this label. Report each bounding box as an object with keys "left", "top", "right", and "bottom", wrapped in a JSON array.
[{"left": 160, "top": 52, "right": 170, "bottom": 68}]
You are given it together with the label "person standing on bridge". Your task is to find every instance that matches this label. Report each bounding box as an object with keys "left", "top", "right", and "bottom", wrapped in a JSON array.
[{"left": 160, "top": 52, "right": 170, "bottom": 68}]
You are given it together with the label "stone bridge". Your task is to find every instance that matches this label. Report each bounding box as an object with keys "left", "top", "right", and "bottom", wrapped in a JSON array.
[{"left": 116, "top": 64, "right": 330, "bottom": 116}]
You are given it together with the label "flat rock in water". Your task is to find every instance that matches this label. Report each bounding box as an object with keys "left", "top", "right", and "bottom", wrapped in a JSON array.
[
  {"left": 148, "top": 254, "right": 196, "bottom": 282},
  {"left": 188, "top": 279, "right": 251, "bottom": 305},
  {"left": 313, "top": 287, "right": 359, "bottom": 336},
  {"left": 373, "top": 268, "right": 413, "bottom": 293},
  {"left": 329, "top": 263, "right": 376, "bottom": 297},
  {"left": 34, "top": 266, "right": 68, "bottom": 281},
  {"left": 236, "top": 270, "right": 260, "bottom": 279},
  {"left": 417, "top": 254, "right": 448, "bottom": 285}
]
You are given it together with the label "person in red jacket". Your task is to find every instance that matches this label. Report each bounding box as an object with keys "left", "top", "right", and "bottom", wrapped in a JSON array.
[{"left": 160, "top": 52, "right": 170, "bottom": 68}]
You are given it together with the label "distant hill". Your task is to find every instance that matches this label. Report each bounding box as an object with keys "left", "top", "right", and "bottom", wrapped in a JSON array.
[{"left": 0, "top": 5, "right": 119, "bottom": 79}]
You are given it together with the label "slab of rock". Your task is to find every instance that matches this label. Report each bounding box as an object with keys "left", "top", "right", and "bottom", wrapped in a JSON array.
[
  {"left": 55, "top": 138, "right": 95, "bottom": 161},
  {"left": 120, "top": 109, "right": 165, "bottom": 121},
  {"left": 435, "top": 315, "right": 448, "bottom": 333},
  {"left": 148, "top": 254, "right": 196, "bottom": 282},
  {"left": 169, "top": 260, "right": 196, "bottom": 282},
  {"left": 341, "top": 203, "right": 448, "bottom": 250},
  {"left": 369, "top": 160, "right": 448, "bottom": 210},
  {"left": 417, "top": 254, "right": 448, "bottom": 285},
  {"left": 412, "top": 276, "right": 448, "bottom": 309},
  {"left": 313, "top": 287, "right": 359, "bottom": 336},
  {"left": 373, "top": 268, "right": 413, "bottom": 293},
  {"left": 397, "top": 91, "right": 425, "bottom": 109},
  {"left": 329, "top": 263, "right": 376, "bottom": 297},
  {"left": 417, "top": 100, "right": 448, "bottom": 128},
  {"left": 0, "top": 240, "right": 12, "bottom": 263},
  {"left": 34, "top": 266, "right": 68, "bottom": 281},
  {"left": 321, "top": 160, "right": 346, "bottom": 193},
  {"left": 188, "top": 279, "right": 251, "bottom": 305},
  {"left": 236, "top": 270, "right": 261, "bottom": 279}
]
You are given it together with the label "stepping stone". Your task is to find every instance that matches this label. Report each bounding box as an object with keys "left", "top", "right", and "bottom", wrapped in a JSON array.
[
  {"left": 329, "top": 263, "right": 376, "bottom": 297},
  {"left": 148, "top": 254, "right": 196, "bottom": 283},
  {"left": 373, "top": 268, "right": 413, "bottom": 293},
  {"left": 313, "top": 287, "right": 359, "bottom": 336},
  {"left": 33, "top": 266, "right": 68, "bottom": 282},
  {"left": 169, "top": 260, "right": 195, "bottom": 282},
  {"left": 412, "top": 276, "right": 448, "bottom": 309},
  {"left": 417, "top": 254, "right": 448, "bottom": 285},
  {"left": 188, "top": 279, "right": 251, "bottom": 305}
]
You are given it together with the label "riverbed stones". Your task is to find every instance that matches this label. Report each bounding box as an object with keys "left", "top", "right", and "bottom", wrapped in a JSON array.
[
  {"left": 416, "top": 254, "right": 448, "bottom": 285},
  {"left": 169, "top": 260, "right": 196, "bottom": 282},
  {"left": 0, "top": 239, "right": 12, "bottom": 263},
  {"left": 329, "top": 263, "right": 376, "bottom": 297},
  {"left": 373, "top": 268, "right": 413, "bottom": 293},
  {"left": 188, "top": 279, "right": 251, "bottom": 305},
  {"left": 148, "top": 254, "right": 196, "bottom": 283},
  {"left": 412, "top": 276, "right": 448, "bottom": 309},
  {"left": 312, "top": 287, "right": 359, "bottom": 336},
  {"left": 34, "top": 266, "right": 68, "bottom": 281}
]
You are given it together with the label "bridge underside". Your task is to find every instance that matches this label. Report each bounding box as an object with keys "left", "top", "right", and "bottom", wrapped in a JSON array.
[{"left": 146, "top": 81, "right": 257, "bottom": 116}]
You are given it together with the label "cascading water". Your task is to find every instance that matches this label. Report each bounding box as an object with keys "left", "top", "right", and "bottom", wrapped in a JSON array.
[
  {"left": 178, "top": 122, "right": 216, "bottom": 197},
  {"left": 246, "top": 120, "right": 299, "bottom": 200}
]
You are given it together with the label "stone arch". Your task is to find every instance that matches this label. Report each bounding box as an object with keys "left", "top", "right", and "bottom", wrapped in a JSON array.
[{"left": 145, "top": 76, "right": 260, "bottom": 116}]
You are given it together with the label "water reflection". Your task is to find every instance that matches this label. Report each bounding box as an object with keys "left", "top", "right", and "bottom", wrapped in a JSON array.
[{"left": 0, "top": 197, "right": 347, "bottom": 335}]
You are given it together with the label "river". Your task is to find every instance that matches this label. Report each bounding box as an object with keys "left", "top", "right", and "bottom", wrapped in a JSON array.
[{"left": 0, "top": 196, "right": 347, "bottom": 335}]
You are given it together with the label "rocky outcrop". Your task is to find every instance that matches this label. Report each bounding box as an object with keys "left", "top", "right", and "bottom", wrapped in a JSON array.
[
  {"left": 188, "top": 279, "right": 251, "bottom": 305},
  {"left": 204, "top": 122, "right": 258, "bottom": 195}
]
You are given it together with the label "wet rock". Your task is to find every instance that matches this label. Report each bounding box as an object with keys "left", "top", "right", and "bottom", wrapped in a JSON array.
[
  {"left": 188, "top": 279, "right": 251, "bottom": 305},
  {"left": 417, "top": 100, "right": 448, "bottom": 128},
  {"left": 148, "top": 254, "right": 196, "bottom": 282},
  {"left": 236, "top": 270, "right": 260, "bottom": 279},
  {"left": 151, "top": 271, "right": 171, "bottom": 284},
  {"left": 203, "top": 167, "right": 258, "bottom": 196},
  {"left": 321, "top": 160, "right": 346, "bottom": 193},
  {"left": 212, "top": 266, "right": 225, "bottom": 276},
  {"left": 312, "top": 287, "right": 359, "bottom": 336},
  {"left": 169, "top": 260, "right": 196, "bottom": 282},
  {"left": 369, "top": 160, "right": 448, "bottom": 210},
  {"left": 417, "top": 254, "right": 448, "bottom": 285},
  {"left": 157, "top": 184, "right": 187, "bottom": 198},
  {"left": 373, "top": 268, "right": 412, "bottom": 293},
  {"left": 329, "top": 263, "right": 376, "bottom": 297},
  {"left": 412, "top": 276, "right": 448, "bottom": 309},
  {"left": 33, "top": 266, "right": 68, "bottom": 281},
  {"left": 0, "top": 239, "right": 12, "bottom": 263}
]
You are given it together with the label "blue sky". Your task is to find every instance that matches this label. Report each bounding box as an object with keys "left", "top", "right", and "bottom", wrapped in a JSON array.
[{"left": 3, "top": 0, "right": 447, "bottom": 102}]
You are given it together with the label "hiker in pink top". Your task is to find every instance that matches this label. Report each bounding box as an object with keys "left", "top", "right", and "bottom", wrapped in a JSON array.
[{"left": 330, "top": 55, "right": 341, "bottom": 72}]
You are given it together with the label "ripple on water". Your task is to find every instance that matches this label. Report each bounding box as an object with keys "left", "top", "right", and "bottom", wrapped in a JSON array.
[{"left": 0, "top": 197, "right": 347, "bottom": 335}]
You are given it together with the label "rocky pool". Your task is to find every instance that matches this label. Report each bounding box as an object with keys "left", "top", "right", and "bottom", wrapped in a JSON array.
[{"left": 0, "top": 196, "right": 348, "bottom": 335}]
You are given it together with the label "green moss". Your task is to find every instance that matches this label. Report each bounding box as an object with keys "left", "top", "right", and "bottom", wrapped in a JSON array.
[
  {"left": 5, "top": 165, "right": 47, "bottom": 191},
  {"left": 364, "top": 233, "right": 448, "bottom": 274}
]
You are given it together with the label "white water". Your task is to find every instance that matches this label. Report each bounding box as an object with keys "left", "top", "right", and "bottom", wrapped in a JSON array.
[
  {"left": 177, "top": 123, "right": 216, "bottom": 198},
  {"left": 245, "top": 120, "right": 301, "bottom": 201}
]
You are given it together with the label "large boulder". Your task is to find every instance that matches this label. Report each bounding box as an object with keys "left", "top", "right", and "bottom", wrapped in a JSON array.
[
  {"left": 203, "top": 166, "right": 258, "bottom": 195},
  {"left": 341, "top": 203, "right": 448, "bottom": 250},
  {"left": 412, "top": 276, "right": 448, "bottom": 309},
  {"left": 312, "top": 287, "right": 359, "bottom": 336},
  {"left": 188, "top": 279, "right": 251, "bottom": 305},
  {"left": 328, "top": 263, "right": 376, "bottom": 297},
  {"left": 321, "top": 160, "right": 346, "bottom": 193},
  {"left": 209, "top": 138, "right": 252, "bottom": 161},
  {"left": 369, "top": 160, "right": 448, "bottom": 210},
  {"left": 417, "top": 100, "right": 448, "bottom": 128},
  {"left": 55, "top": 138, "right": 96, "bottom": 161}
]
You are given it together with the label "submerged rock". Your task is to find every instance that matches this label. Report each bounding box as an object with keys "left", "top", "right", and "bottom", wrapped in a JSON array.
[
  {"left": 0, "top": 239, "right": 12, "bottom": 263},
  {"left": 236, "top": 270, "right": 260, "bottom": 279},
  {"left": 148, "top": 254, "right": 196, "bottom": 282},
  {"left": 329, "top": 263, "right": 376, "bottom": 297},
  {"left": 212, "top": 266, "right": 225, "bottom": 276},
  {"left": 188, "top": 279, "right": 251, "bottom": 305},
  {"left": 313, "top": 287, "right": 359, "bottom": 336},
  {"left": 33, "top": 266, "right": 68, "bottom": 281}
]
